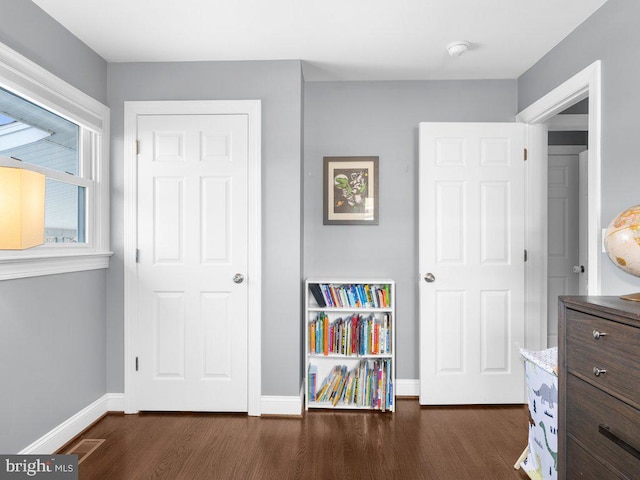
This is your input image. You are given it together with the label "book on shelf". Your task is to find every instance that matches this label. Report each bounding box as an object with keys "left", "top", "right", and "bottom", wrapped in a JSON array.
[
  {"left": 309, "top": 284, "right": 326, "bottom": 307},
  {"left": 307, "top": 359, "right": 393, "bottom": 412},
  {"left": 323, "top": 314, "right": 329, "bottom": 355},
  {"left": 308, "top": 365, "right": 318, "bottom": 402},
  {"left": 310, "top": 283, "right": 391, "bottom": 309},
  {"left": 309, "top": 312, "right": 391, "bottom": 356}
]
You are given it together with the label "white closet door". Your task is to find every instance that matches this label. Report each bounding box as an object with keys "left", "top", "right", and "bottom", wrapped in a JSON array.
[{"left": 419, "top": 122, "right": 526, "bottom": 404}]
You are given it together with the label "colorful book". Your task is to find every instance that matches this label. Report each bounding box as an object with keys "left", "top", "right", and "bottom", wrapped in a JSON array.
[
  {"left": 308, "top": 365, "right": 318, "bottom": 401},
  {"left": 328, "top": 285, "right": 340, "bottom": 307},
  {"left": 309, "top": 322, "right": 316, "bottom": 354},
  {"left": 320, "top": 285, "right": 333, "bottom": 307},
  {"left": 323, "top": 314, "right": 329, "bottom": 355}
]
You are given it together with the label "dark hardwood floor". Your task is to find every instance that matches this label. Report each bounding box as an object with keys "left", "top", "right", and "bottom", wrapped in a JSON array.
[{"left": 66, "top": 399, "right": 531, "bottom": 480}]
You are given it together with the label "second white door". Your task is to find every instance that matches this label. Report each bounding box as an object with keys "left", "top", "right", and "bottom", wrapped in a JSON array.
[
  {"left": 546, "top": 147, "right": 588, "bottom": 347},
  {"left": 136, "top": 113, "right": 249, "bottom": 412},
  {"left": 419, "top": 122, "right": 526, "bottom": 405}
]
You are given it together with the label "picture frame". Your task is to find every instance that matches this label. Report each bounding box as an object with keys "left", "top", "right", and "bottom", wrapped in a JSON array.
[{"left": 323, "top": 156, "right": 379, "bottom": 225}]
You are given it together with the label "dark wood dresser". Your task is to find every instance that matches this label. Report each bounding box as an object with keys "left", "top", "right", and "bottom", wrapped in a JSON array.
[{"left": 558, "top": 296, "right": 640, "bottom": 479}]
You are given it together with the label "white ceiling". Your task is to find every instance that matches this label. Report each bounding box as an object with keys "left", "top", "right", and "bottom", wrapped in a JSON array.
[{"left": 33, "top": 0, "right": 608, "bottom": 81}]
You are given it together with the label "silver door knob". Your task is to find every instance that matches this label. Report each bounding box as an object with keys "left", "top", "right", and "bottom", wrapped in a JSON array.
[
  {"left": 424, "top": 273, "right": 436, "bottom": 283},
  {"left": 233, "top": 273, "right": 244, "bottom": 284},
  {"left": 572, "top": 265, "right": 585, "bottom": 274}
]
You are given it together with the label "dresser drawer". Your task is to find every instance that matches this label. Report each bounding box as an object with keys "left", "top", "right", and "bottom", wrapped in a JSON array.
[
  {"left": 566, "top": 309, "right": 640, "bottom": 403},
  {"left": 566, "top": 374, "right": 640, "bottom": 477},
  {"left": 567, "top": 437, "right": 622, "bottom": 480}
]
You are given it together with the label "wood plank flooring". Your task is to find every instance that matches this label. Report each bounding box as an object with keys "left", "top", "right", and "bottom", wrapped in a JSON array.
[{"left": 68, "top": 399, "right": 531, "bottom": 480}]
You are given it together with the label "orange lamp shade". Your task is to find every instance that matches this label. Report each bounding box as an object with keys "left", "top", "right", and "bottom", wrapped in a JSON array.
[{"left": 0, "top": 166, "right": 45, "bottom": 249}]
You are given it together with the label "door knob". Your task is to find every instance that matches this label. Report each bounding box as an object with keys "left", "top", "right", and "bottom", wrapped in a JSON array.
[
  {"left": 233, "top": 273, "right": 245, "bottom": 284},
  {"left": 424, "top": 273, "right": 436, "bottom": 283},
  {"left": 572, "top": 265, "right": 585, "bottom": 274}
]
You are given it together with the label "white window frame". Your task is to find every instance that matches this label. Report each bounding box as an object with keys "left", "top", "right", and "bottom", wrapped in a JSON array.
[{"left": 0, "top": 41, "right": 111, "bottom": 280}]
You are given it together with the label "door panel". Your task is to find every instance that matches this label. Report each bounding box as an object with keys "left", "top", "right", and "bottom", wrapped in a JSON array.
[
  {"left": 435, "top": 290, "right": 465, "bottom": 372},
  {"left": 436, "top": 182, "right": 466, "bottom": 263},
  {"left": 153, "top": 177, "right": 184, "bottom": 263},
  {"left": 480, "top": 290, "right": 510, "bottom": 372},
  {"left": 201, "top": 177, "right": 231, "bottom": 263},
  {"left": 201, "top": 291, "right": 231, "bottom": 378},
  {"left": 481, "top": 182, "right": 510, "bottom": 263},
  {"left": 419, "top": 122, "right": 526, "bottom": 405},
  {"left": 136, "top": 114, "right": 248, "bottom": 412}
]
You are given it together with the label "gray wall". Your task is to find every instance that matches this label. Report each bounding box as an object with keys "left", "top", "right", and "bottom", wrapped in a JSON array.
[
  {"left": 304, "top": 80, "right": 517, "bottom": 379},
  {"left": 0, "top": 0, "right": 107, "bottom": 103},
  {"left": 0, "top": 1, "right": 108, "bottom": 453},
  {"left": 106, "top": 60, "right": 304, "bottom": 396},
  {"left": 0, "top": 272, "right": 106, "bottom": 453},
  {"left": 518, "top": 0, "right": 640, "bottom": 295}
]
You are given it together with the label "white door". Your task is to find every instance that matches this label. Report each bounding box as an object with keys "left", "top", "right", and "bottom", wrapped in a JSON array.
[
  {"left": 419, "top": 123, "right": 526, "bottom": 405},
  {"left": 136, "top": 114, "right": 248, "bottom": 411},
  {"left": 546, "top": 147, "right": 586, "bottom": 347}
]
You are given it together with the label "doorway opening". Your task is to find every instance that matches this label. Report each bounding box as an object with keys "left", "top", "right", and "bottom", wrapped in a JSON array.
[
  {"left": 545, "top": 99, "right": 588, "bottom": 347},
  {"left": 516, "top": 60, "right": 601, "bottom": 351}
]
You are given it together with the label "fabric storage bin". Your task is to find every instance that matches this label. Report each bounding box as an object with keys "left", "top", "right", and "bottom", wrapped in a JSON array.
[{"left": 519, "top": 347, "right": 558, "bottom": 480}]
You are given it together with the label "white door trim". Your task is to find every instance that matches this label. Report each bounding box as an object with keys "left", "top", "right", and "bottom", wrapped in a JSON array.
[
  {"left": 517, "top": 61, "right": 601, "bottom": 351},
  {"left": 123, "top": 100, "right": 262, "bottom": 415}
]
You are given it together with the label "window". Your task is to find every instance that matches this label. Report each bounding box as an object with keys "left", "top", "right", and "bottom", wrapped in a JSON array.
[
  {"left": 0, "top": 87, "right": 84, "bottom": 244},
  {"left": 0, "top": 42, "right": 110, "bottom": 280}
]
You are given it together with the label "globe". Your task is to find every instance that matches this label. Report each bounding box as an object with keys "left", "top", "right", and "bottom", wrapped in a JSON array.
[{"left": 604, "top": 205, "right": 640, "bottom": 277}]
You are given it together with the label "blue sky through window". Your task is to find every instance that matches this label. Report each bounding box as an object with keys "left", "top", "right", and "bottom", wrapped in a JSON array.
[{"left": 0, "top": 113, "right": 14, "bottom": 126}]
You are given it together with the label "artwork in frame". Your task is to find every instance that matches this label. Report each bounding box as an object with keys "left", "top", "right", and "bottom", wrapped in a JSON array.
[{"left": 323, "top": 156, "right": 379, "bottom": 225}]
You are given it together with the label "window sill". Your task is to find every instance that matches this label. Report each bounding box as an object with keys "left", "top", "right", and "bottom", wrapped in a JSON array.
[{"left": 0, "top": 251, "right": 112, "bottom": 280}]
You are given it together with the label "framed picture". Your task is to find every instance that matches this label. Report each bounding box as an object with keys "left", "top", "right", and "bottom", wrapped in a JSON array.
[{"left": 323, "top": 156, "right": 379, "bottom": 225}]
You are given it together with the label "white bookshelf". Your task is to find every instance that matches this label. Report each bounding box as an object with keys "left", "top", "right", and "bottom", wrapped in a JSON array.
[{"left": 304, "top": 278, "right": 395, "bottom": 412}]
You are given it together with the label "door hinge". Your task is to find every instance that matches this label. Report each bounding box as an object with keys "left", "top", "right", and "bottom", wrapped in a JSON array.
[
  {"left": 524, "top": 249, "right": 528, "bottom": 262},
  {"left": 136, "top": 140, "right": 140, "bottom": 155},
  {"left": 524, "top": 148, "right": 528, "bottom": 161},
  {"left": 135, "top": 249, "right": 140, "bottom": 263},
  {"left": 135, "top": 357, "right": 139, "bottom": 371}
]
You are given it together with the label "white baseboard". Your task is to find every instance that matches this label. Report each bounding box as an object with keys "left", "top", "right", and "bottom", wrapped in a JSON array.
[
  {"left": 19, "top": 393, "right": 124, "bottom": 455},
  {"left": 106, "top": 392, "right": 125, "bottom": 412},
  {"left": 259, "top": 381, "right": 419, "bottom": 415},
  {"left": 260, "top": 385, "right": 303, "bottom": 416},
  {"left": 21, "top": 382, "right": 415, "bottom": 454},
  {"left": 395, "top": 379, "right": 419, "bottom": 397}
]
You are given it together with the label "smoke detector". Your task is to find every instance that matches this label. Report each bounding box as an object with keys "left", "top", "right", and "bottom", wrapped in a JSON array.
[{"left": 447, "top": 41, "right": 470, "bottom": 57}]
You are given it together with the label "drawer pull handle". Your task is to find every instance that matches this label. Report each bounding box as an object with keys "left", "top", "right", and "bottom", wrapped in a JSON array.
[
  {"left": 592, "top": 329, "right": 607, "bottom": 339},
  {"left": 593, "top": 367, "right": 607, "bottom": 377},
  {"left": 599, "top": 424, "right": 640, "bottom": 461}
]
